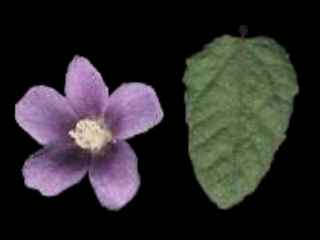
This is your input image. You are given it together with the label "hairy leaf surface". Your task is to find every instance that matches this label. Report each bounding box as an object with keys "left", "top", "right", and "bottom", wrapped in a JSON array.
[{"left": 184, "top": 35, "right": 298, "bottom": 209}]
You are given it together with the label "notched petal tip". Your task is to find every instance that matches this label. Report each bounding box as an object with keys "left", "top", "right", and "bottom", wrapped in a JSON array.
[
  {"left": 105, "top": 82, "right": 164, "bottom": 140},
  {"left": 15, "top": 85, "right": 48, "bottom": 114},
  {"left": 22, "top": 144, "right": 89, "bottom": 197},
  {"left": 15, "top": 85, "right": 78, "bottom": 145},
  {"left": 135, "top": 83, "right": 164, "bottom": 132},
  {"left": 65, "top": 55, "right": 109, "bottom": 117},
  {"left": 70, "top": 55, "right": 89, "bottom": 66},
  {"left": 89, "top": 141, "right": 140, "bottom": 210},
  {"left": 23, "top": 171, "right": 60, "bottom": 197},
  {"left": 100, "top": 178, "right": 141, "bottom": 211},
  {"left": 146, "top": 84, "right": 164, "bottom": 122},
  {"left": 22, "top": 157, "right": 62, "bottom": 197}
]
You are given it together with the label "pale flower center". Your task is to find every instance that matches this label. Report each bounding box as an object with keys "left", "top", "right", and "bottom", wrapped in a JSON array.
[{"left": 69, "top": 119, "right": 112, "bottom": 152}]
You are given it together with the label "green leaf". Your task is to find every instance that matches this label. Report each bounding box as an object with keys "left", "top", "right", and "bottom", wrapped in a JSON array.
[{"left": 183, "top": 35, "right": 299, "bottom": 209}]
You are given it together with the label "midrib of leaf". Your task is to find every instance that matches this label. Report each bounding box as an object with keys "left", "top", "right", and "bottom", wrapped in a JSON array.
[{"left": 230, "top": 40, "right": 247, "bottom": 190}]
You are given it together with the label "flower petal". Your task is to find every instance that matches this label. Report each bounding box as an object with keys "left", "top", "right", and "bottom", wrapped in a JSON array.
[
  {"left": 89, "top": 141, "right": 140, "bottom": 210},
  {"left": 15, "top": 86, "right": 78, "bottom": 145},
  {"left": 104, "top": 83, "right": 163, "bottom": 140},
  {"left": 65, "top": 55, "right": 109, "bottom": 117},
  {"left": 23, "top": 142, "right": 90, "bottom": 196}
]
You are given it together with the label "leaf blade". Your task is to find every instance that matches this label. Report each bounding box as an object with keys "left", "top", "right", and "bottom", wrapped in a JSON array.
[{"left": 184, "top": 35, "right": 298, "bottom": 209}]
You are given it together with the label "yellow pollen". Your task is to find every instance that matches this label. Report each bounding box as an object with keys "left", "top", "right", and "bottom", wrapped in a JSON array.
[{"left": 69, "top": 119, "right": 112, "bottom": 152}]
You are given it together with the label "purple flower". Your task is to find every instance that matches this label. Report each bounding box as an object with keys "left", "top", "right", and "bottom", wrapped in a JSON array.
[{"left": 15, "top": 56, "right": 163, "bottom": 210}]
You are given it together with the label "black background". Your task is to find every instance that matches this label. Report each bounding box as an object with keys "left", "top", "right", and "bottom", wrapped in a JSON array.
[{"left": 4, "top": 7, "right": 315, "bottom": 234}]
